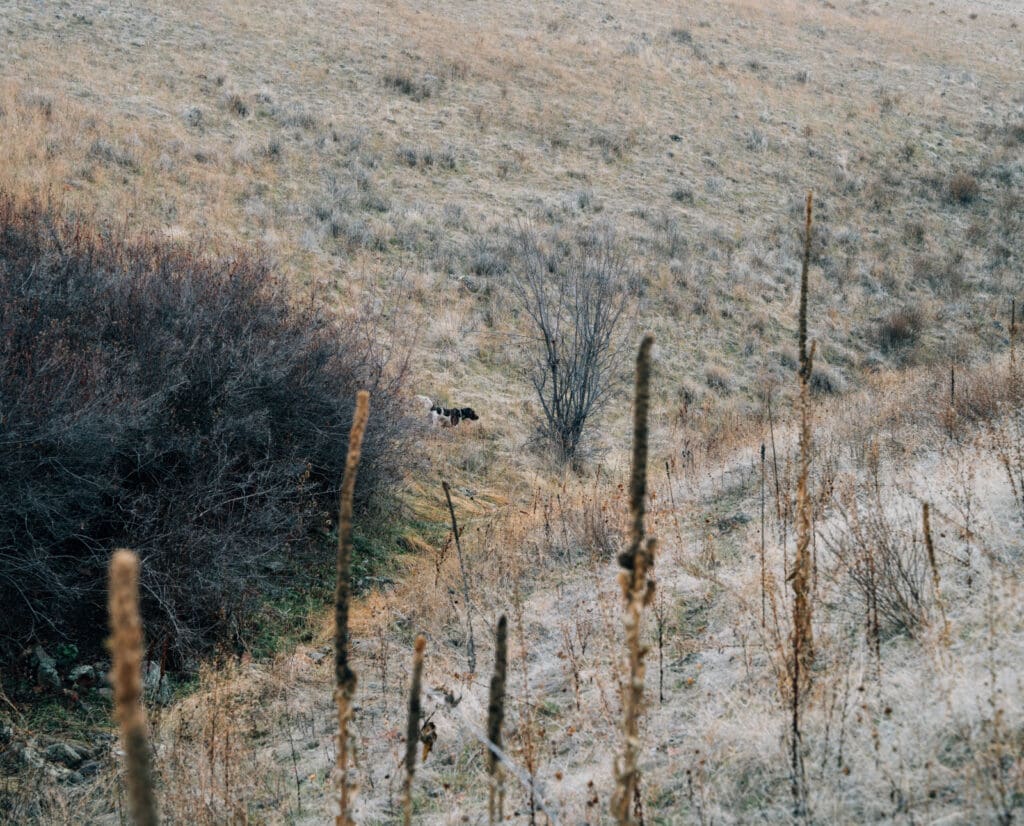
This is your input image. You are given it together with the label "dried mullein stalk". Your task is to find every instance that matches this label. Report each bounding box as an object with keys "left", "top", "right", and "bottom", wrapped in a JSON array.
[
  {"left": 790, "top": 193, "right": 815, "bottom": 815},
  {"left": 109, "top": 549, "right": 159, "bottom": 826},
  {"left": 923, "top": 503, "right": 950, "bottom": 647},
  {"left": 442, "top": 480, "right": 476, "bottom": 674},
  {"left": 487, "top": 615, "right": 509, "bottom": 825},
  {"left": 336, "top": 390, "right": 370, "bottom": 826},
  {"left": 403, "top": 635, "right": 427, "bottom": 826},
  {"left": 612, "top": 335, "right": 657, "bottom": 826},
  {"left": 799, "top": 191, "right": 813, "bottom": 380},
  {"left": 793, "top": 340, "right": 816, "bottom": 683}
]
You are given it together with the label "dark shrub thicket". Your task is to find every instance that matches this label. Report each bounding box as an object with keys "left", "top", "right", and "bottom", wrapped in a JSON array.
[{"left": 0, "top": 194, "right": 410, "bottom": 662}]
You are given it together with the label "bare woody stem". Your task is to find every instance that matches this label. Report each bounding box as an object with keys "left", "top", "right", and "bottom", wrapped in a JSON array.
[
  {"left": 612, "top": 335, "right": 657, "bottom": 826},
  {"left": 487, "top": 615, "right": 509, "bottom": 825},
  {"left": 443, "top": 481, "right": 477, "bottom": 674},
  {"left": 922, "top": 503, "right": 950, "bottom": 647},
  {"left": 336, "top": 390, "right": 370, "bottom": 826},
  {"left": 402, "top": 635, "right": 427, "bottom": 826},
  {"left": 109, "top": 549, "right": 159, "bottom": 826},
  {"left": 760, "top": 442, "right": 767, "bottom": 628},
  {"left": 799, "top": 191, "right": 813, "bottom": 380},
  {"left": 791, "top": 196, "right": 815, "bottom": 814},
  {"left": 793, "top": 341, "right": 816, "bottom": 681}
]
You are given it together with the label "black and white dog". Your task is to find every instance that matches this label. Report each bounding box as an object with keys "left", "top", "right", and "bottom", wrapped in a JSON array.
[{"left": 415, "top": 395, "right": 480, "bottom": 428}]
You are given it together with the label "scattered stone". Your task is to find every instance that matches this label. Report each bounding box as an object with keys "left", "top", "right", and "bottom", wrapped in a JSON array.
[
  {"left": 15, "top": 743, "right": 45, "bottom": 770},
  {"left": 715, "top": 512, "right": 751, "bottom": 533},
  {"left": 44, "top": 742, "right": 82, "bottom": 768},
  {"left": 32, "top": 646, "right": 62, "bottom": 691},
  {"left": 68, "top": 664, "right": 96, "bottom": 685},
  {"left": 306, "top": 650, "right": 326, "bottom": 664},
  {"left": 141, "top": 661, "right": 162, "bottom": 690},
  {"left": 65, "top": 739, "right": 94, "bottom": 759},
  {"left": 141, "top": 661, "right": 172, "bottom": 704},
  {"left": 78, "top": 760, "right": 102, "bottom": 778}
]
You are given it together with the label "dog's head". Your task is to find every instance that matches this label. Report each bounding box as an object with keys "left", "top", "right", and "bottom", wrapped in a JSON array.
[{"left": 460, "top": 408, "right": 479, "bottom": 421}]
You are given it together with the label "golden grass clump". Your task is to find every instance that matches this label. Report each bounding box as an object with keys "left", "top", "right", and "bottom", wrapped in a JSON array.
[
  {"left": 335, "top": 389, "right": 370, "bottom": 826},
  {"left": 108, "top": 549, "right": 159, "bottom": 826},
  {"left": 403, "top": 634, "right": 427, "bottom": 826},
  {"left": 612, "top": 334, "right": 657, "bottom": 825}
]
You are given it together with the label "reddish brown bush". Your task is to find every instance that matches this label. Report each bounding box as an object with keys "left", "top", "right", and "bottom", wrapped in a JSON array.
[
  {"left": 877, "top": 305, "right": 925, "bottom": 354},
  {"left": 947, "top": 172, "right": 980, "bottom": 204},
  {"left": 0, "top": 194, "right": 410, "bottom": 664}
]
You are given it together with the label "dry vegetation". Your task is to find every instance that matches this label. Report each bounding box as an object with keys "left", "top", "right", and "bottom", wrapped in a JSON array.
[{"left": 2, "top": 0, "right": 1024, "bottom": 823}]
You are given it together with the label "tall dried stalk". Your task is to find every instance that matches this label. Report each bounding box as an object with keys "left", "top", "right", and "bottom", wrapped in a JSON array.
[
  {"left": 922, "top": 503, "right": 950, "bottom": 647},
  {"left": 487, "top": 615, "right": 509, "bottom": 825},
  {"left": 790, "top": 192, "right": 815, "bottom": 816},
  {"left": 402, "top": 635, "right": 427, "bottom": 826},
  {"left": 790, "top": 342, "right": 816, "bottom": 815},
  {"left": 109, "top": 549, "right": 159, "bottom": 826},
  {"left": 793, "top": 341, "right": 816, "bottom": 679},
  {"left": 612, "top": 334, "right": 657, "bottom": 826},
  {"left": 798, "top": 191, "right": 813, "bottom": 380},
  {"left": 766, "top": 394, "right": 784, "bottom": 546},
  {"left": 335, "top": 390, "right": 370, "bottom": 826},
  {"left": 1010, "top": 298, "right": 1019, "bottom": 384},
  {"left": 1011, "top": 298, "right": 1017, "bottom": 360},
  {"left": 442, "top": 480, "right": 477, "bottom": 674},
  {"left": 760, "top": 442, "right": 767, "bottom": 628}
]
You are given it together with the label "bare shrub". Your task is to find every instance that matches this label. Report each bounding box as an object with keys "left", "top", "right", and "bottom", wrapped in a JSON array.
[
  {"left": 508, "top": 223, "right": 635, "bottom": 462},
  {"left": 988, "top": 409, "right": 1024, "bottom": 517},
  {"left": 223, "top": 92, "right": 249, "bottom": 117},
  {"left": 704, "top": 365, "right": 733, "bottom": 394},
  {"left": 824, "top": 479, "right": 931, "bottom": 641},
  {"left": 912, "top": 252, "right": 965, "bottom": 298},
  {"left": 948, "top": 172, "right": 980, "bottom": 204},
  {"left": 383, "top": 71, "right": 440, "bottom": 101},
  {"left": 810, "top": 362, "right": 844, "bottom": 395},
  {"left": 877, "top": 304, "right": 925, "bottom": 354},
  {"left": 0, "top": 194, "right": 411, "bottom": 664}
]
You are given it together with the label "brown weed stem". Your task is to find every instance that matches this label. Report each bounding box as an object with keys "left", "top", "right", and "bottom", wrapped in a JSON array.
[
  {"left": 109, "top": 549, "right": 159, "bottom": 826},
  {"left": 335, "top": 389, "right": 370, "bottom": 826}
]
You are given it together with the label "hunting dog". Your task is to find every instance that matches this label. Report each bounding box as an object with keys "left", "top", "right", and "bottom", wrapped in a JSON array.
[{"left": 415, "top": 396, "right": 480, "bottom": 428}]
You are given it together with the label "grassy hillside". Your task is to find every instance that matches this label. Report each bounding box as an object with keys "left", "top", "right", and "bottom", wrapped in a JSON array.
[
  {"left": 1, "top": 0, "right": 1023, "bottom": 822},
  {"left": 2, "top": 0, "right": 1021, "bottom": 425}
]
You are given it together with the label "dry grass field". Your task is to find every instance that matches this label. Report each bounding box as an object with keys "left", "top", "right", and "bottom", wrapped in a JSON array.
[{"left": 2, "top": 0, "right": 1023, "bottom": 823}]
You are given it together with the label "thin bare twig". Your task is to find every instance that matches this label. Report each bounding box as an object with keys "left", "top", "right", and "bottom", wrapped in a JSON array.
[{"left": 442, "top": 481, "right": 477, "bottom": 673}]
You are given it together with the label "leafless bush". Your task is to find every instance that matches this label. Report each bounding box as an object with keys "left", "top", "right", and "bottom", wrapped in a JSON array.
[
  {"left": 877, "top": 304, "right": 925, "bottom": 354},
  {"left": 823, "top": 480, "right": 932, "bottom": 641},
  {"left": 0, "top": 194, "right": 411, "bottom": 664},
  {"left": 508, "top": 224, "right": 635, "bottom": 462},
  {"left": 988, "top": 409, "right": 1024, "bottom": 517},
  {"left": 704, "top": 365, "right": 733, "bottom": 394},
  {"left": 383, "top": 71, "right": 441, "bottom": 101},
  {"left": 948, "top": 172, "right": 980, "bottom": 204}
]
